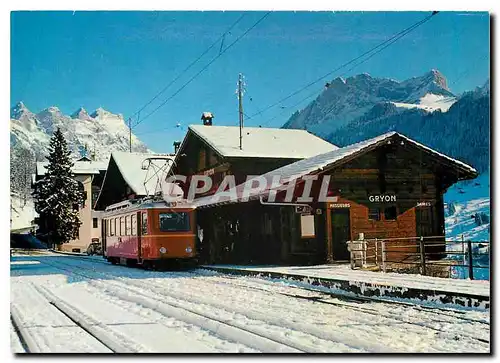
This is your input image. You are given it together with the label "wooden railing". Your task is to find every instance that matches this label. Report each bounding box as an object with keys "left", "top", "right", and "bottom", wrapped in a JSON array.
[{"left": 347, "top": 235, "right": 490, "bottom": 280}]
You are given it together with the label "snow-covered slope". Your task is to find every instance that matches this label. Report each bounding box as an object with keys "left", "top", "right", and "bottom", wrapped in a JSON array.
[
  {"left": 283, "top": 69, "right": 456, "bottom": 137},
  {"left": 392, "top": 93, "right": 456, "bottom": 112},
  {"left": 444, "top": 173, "right": 490, "bottom": 242},
  {"left": 10, "top": 102, "right": 152, "bottom": 162}
]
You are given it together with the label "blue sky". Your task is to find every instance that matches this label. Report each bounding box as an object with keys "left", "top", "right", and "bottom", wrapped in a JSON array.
[{"left": 11, "top": 11, "right": 490, "bottom": 153}]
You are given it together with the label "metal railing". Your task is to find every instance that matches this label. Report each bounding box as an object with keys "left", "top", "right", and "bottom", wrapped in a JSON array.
[{"left": 347, "top": 235, "right": 490, "bottom": 280}]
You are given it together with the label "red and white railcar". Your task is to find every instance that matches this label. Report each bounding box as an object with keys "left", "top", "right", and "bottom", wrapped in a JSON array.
[{"left": 101, "top": 198, "right": 196, "bottom": 268}]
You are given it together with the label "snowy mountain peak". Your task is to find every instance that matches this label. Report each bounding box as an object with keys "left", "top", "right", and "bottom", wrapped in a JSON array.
[
  {"left": 10, "top": 101, "right": 31, "bottom": 120},
  {"left": 283, "top": 69, "right": 456, "bottom": 136},
  {"left": 47, "top": 106, "right": 61, "bottom": 113},
  {"left": 71, "top": 107, "right": 92, "bottom": 121},
  {"left": 89, "top": 107, "right": 123, "bottom": 121},
  {"left": 11, "top": 104, "right": 151, "bottom": 163},
  {"left": 424, "top": 69, "right": 449, "bottom": 91}
]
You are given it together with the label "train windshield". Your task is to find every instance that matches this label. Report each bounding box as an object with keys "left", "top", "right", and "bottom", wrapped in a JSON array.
[{"left": 159, "top": 212, "right": 190, "bottom": 232}]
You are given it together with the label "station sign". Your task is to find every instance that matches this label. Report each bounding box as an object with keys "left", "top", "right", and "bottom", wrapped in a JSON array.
[
  {"left": 416, "top": 201, "right": 432, "bottom": 207},
  {"left": 368, "top": 195, "right": 396, "bottom": 203},
  {"left": 295, "top": 205, "right": 312, "bottom": 215},
  {"left": 329, "top": 203, "right": 351, "bottom": 208}
]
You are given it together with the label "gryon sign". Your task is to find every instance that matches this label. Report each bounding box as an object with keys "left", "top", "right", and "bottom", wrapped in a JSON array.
[{"left": 368, "top": 195, "right": 396, "bottom": 203}]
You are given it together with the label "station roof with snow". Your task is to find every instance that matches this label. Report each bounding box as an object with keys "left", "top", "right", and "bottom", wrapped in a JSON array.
[
  {"left": 184, "top": 125, "right": 338, "bottom": 159},
  {"left": 35, "top": 160, "right": 108, "bottom": 176},
  {"left": 193, "top": 131, "right": 478, "bottom": 208}
]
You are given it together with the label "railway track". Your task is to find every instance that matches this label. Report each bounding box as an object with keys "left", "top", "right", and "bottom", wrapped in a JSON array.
[
  {"left": 161, "top": 271, "right": 490, "bottom": 344},
  {"left": 38, "top": 257, "right": 489, "bottom": 350},
  {"left": 191, "top": 271, "right": 490, "bottom": 326},
  {"left": 32, "top": 258, "right": 309, "bottom": 353},
  {"left": 10, "top": 285, "right": 116, "bottom": 353}
]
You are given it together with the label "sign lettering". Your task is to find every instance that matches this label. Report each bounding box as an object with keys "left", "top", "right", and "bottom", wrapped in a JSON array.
[
  {"left": 368, "top": 195, "right": 396, "bottom": 203},
  {"left": 329, "top": 203, "right": 351, "bottom": 208},
  {"left": 417, "top": 201, "right": 432, "bottom": 207}
]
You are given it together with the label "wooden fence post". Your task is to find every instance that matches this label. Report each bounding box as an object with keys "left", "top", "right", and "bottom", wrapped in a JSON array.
[
  {"left": 362, "top": 240, "right": 367, "bottom": 268},
  {"left": 349, "top": 240, "right": 354, "bottom": 269},
  {"left": 419, "top": 236, "right": 427, "bottom": 275},
  {"left": 381, "top": 240, "right": 386, "bottom": 273},
  {"left": 467, "top": 239, "right": 474, "bottom": 280}
]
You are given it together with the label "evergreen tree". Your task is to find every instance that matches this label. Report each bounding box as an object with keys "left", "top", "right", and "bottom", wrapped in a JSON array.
[
  {"left": 32, "top": 128, "right": 85, "bottom": 247},
  {"left": 10, "top": 144, "right": 35, "bottom": 206}
]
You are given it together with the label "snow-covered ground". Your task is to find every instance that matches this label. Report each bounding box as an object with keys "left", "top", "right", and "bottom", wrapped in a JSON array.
[{"left": 11, "top": 253, "right": 490, "bottom": 353}]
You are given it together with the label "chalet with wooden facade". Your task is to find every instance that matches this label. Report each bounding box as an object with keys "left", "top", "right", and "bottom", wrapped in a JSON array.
[
  {"left": 172, "top": 118, "right": 338, "bottom": 197},
  {"left": 184, "top": 130, "right": 477, "bottom": 265}
]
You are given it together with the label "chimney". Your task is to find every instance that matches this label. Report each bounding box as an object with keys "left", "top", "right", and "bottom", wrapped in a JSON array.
[
  {"left": 173, "top": 141, "right": 181, "bottom": 154},
  {"left": 201, "top": 111, "right": 214, "bottom": 126}
]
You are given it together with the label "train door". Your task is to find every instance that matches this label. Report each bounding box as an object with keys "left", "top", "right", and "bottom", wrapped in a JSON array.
[
  {"left": 137, "top": 211, "right": 142, "bottom": 262},
  {"left": 330, "top": 208, "right": 351, "bottom": 260},
  {"left": 101, "top": 219, "right": 107, "bottom": 256}
]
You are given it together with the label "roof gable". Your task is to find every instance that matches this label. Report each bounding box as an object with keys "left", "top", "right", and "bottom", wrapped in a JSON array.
[
  {"left": 106, "top": 151, "right": 175, "bottom": 196},
  {"left": 186, "top": 125, "right": 338, "bottom": 159}
]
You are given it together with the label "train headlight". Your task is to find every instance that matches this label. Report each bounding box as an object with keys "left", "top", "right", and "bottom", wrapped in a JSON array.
[
  {"left": 159, "top": 247, "right": 167, "bottom": 254},
  {"left": 185, "top": 247, "right": 193, "bottom": 253}
]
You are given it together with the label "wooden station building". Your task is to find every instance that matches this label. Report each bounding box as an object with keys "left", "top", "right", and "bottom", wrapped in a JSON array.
[{"left": 173, "top": 120, "right": 477, "bottom": 265}]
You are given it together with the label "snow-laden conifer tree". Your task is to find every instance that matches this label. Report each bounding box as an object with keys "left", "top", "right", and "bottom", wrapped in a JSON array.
[{"left": 32, "top": 128, "right": 85, "bottom": 246}]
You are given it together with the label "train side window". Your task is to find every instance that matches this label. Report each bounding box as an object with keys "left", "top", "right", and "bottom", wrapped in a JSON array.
[
  {"left": 368, "top": 208, "right": 380, "bottom": 221},
  {"left": 110, "top": 219, "right": 114, "bottom": 236},
  {"left": 120, "top": 217, "right": 125, "bottom": 236},
  {"left": 126, "top": 215, "right": 131, "bottom": 235},
  {"left": 131, "top": 214, "right": 137, "bottom": 236},
  {"left": 141, "top": 213, "right": 148, "bottom": 235}
]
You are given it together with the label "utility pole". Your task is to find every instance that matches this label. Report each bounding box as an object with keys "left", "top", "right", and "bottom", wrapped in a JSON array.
[
  {"left": 128, "top": 117, "right": 132, "bottom": 153},
  {"left": 238, "top": 73, "right": 244, "bottom": 150}
]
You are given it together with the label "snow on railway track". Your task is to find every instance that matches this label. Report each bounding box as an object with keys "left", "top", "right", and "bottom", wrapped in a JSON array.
[
  {"left": 33, "top": 255, "right": 490, "bottom": 353},
  {"left": 10, "top": 281, "right": 113, "bottom": 353}
]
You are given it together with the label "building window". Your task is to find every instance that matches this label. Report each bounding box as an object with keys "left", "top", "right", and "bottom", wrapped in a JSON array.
[
  {"left": 384, "top": 206, "right": 398, "bottom": 221},
  {"left": 368, "top": 208, "right": 381, "bottom": 221},
  {"left": 141, "top": 213, "right": 148, "bottom": 235},
  {"left": 92, "top": 218, "right": 98, "bottom": 229}
]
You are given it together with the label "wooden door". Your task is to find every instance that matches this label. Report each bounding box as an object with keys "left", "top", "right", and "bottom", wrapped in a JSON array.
[{"left": 330, "top": 209, "right": 351, "bottom": 260}]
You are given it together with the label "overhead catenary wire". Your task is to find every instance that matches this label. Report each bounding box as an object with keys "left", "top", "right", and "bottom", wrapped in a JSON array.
[
  {"left": 132, "top": 12, "right": 271, "bottom": 130},
  {"left": 129, "top": 13, "right": 247, "bottom": 123},
  {"left": 247, "top": 11, "right": 439, "bottom": 123}
]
